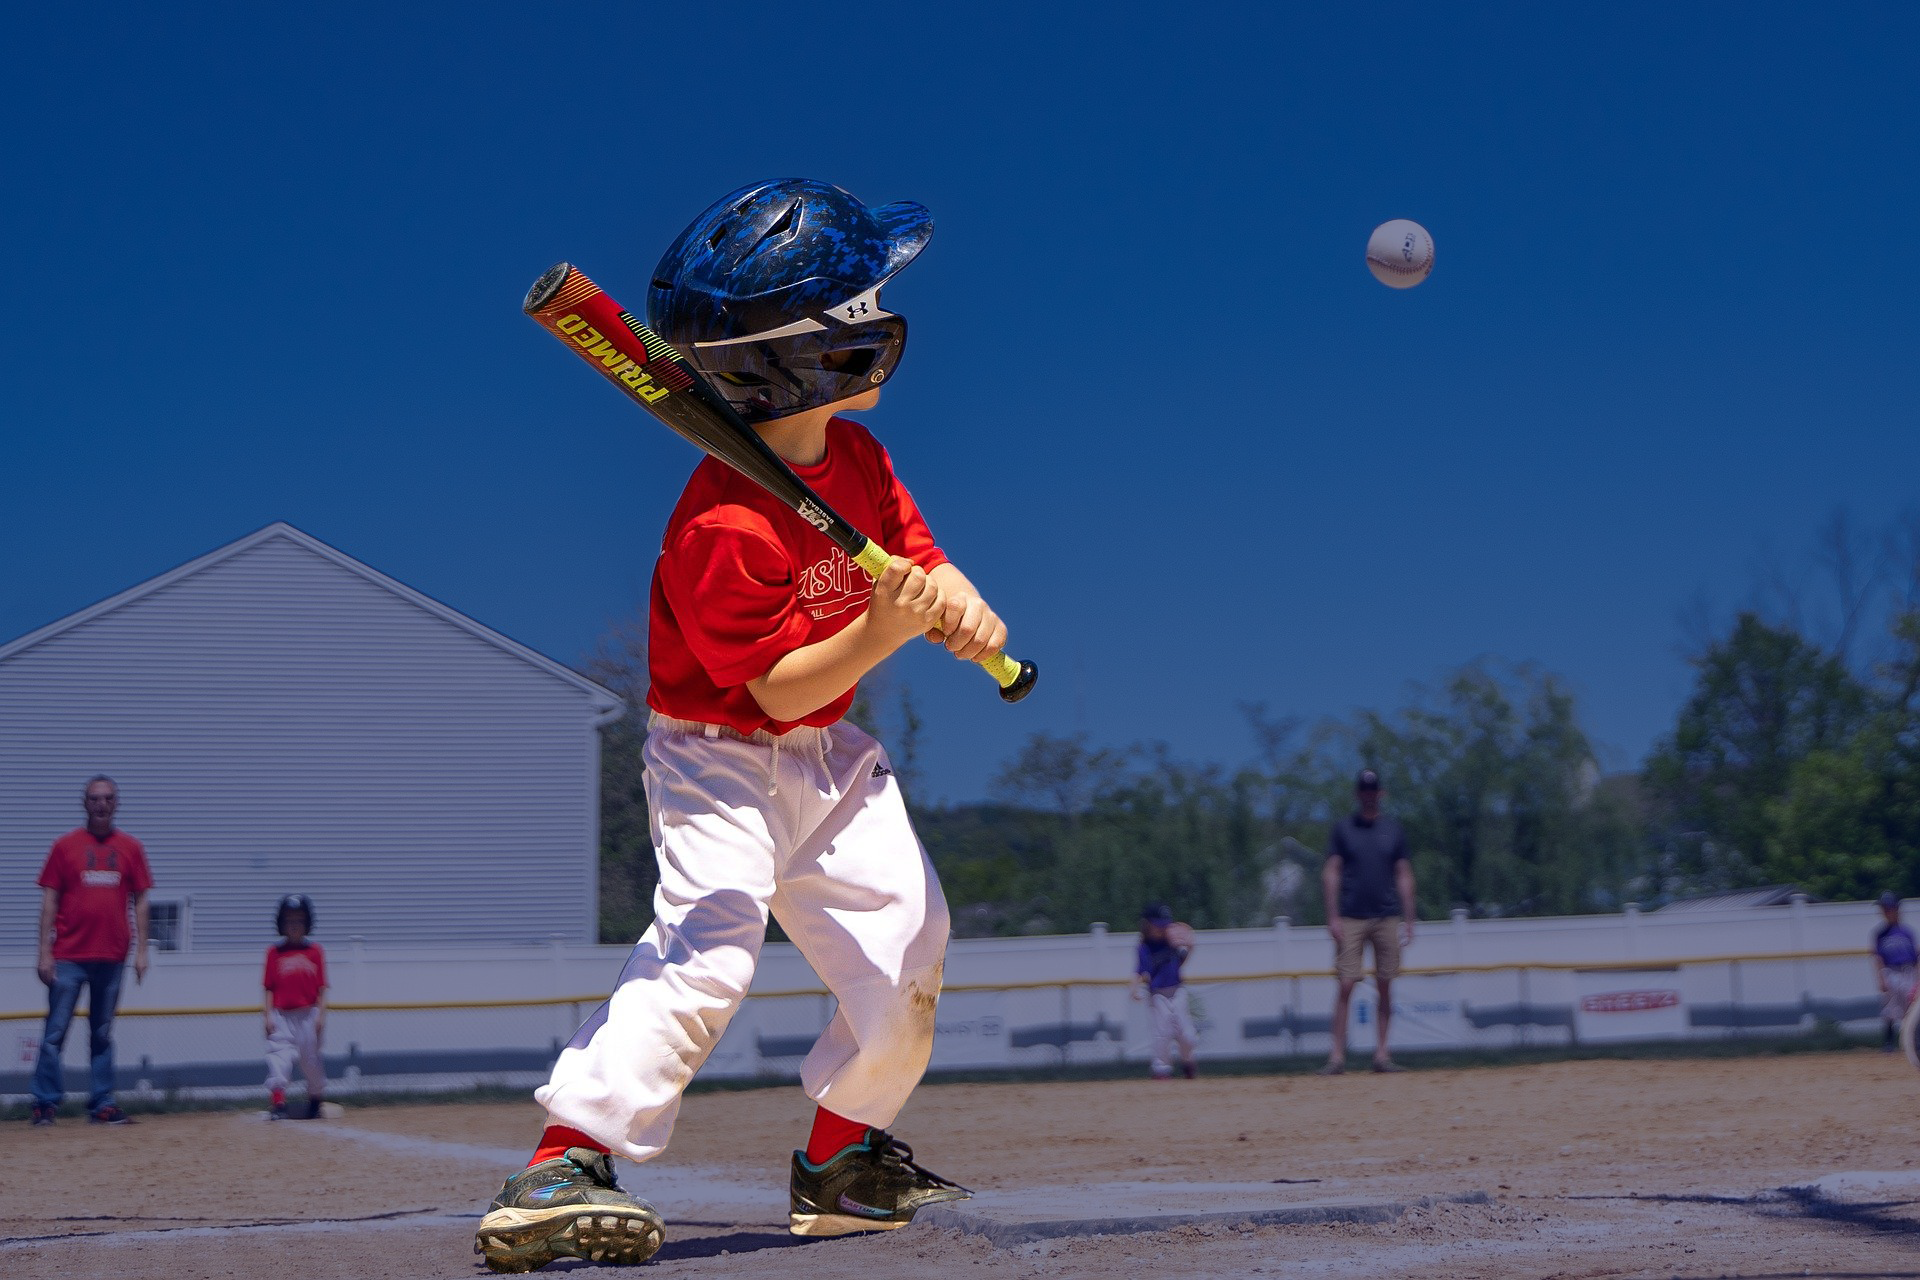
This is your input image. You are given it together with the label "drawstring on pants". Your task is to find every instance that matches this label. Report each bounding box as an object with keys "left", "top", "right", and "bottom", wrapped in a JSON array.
[{"left": 767, "top": 728, "right": 832, "bottom": 796}]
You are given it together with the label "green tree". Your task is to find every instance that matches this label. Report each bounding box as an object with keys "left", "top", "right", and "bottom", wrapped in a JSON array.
[
  {"left": 991, "top": 731, "right": 1131, "bottom": 820},
  {"left": 1644, "top": 612, "right": 1870, "bottom": 893},
  {"left": 1765, "top": 740, "right": 1898, "bottom": 898},
  {"left": 1343, "top": 662, "right": 1635, "bottom": 916},
  {"left": 925, "top": 663, "right": 1644, "bottom": 936},
  {"left": 1765, "top": 610, "right": 1920, "bottom": 898},
  {"left": 1041, "top": 752, "right": 1270, "bottom": 932},
  {"left": 583, "top": 619, "right": 657, "bottom": 943}
]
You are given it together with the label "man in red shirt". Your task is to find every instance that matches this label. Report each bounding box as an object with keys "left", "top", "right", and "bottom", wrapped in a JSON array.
[{"left": 31, "top": 775, "right": 153, "bottom": 1126}]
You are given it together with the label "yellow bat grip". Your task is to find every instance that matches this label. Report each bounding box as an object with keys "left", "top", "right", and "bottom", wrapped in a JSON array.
[
  {"left": 852, "top": 540, "right": 1032, "bottom": 696},
  {"left": 851, "top": 541, "right": 895, "bottom": 579}
]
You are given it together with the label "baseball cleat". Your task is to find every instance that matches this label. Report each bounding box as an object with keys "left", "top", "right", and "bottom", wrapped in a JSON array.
[
  {"left": 788, "top": 1128, "right": 970, "bottom": 1237},
  {"left": 88, "top": 1105, "right": 135, "bottom": 1125},
  {"left": 474, "top": 1147, "right": 663, "bottom": 1273},
  {"left": 30, "top": 1103, "right": 56, "bottom": 1126}
]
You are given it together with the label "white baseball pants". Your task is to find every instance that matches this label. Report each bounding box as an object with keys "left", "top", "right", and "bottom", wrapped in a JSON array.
[
  {"left": 537, "top": 716, "right": 951, "bottom": 1163},
  {"left": 1149, "top": 987, "right": 1198, "bottom": 1076},
  {"left": 1886, "top": 966, "right": 1918, "bottom": 1022},
  {"left": 265, "top": 1005, "right": 325, "bottom": 1096}
]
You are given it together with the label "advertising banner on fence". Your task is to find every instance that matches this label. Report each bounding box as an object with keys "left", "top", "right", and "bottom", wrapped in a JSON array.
[
  {"left": 1572, "top": 968, "right": 1686, "bottom": 1042},
  {"left": 927, "top": 989, "right": 1011, "bottom": 1069},
  {"left": 1348, "top": 973, "right": 1469, "bottom": 1051}
]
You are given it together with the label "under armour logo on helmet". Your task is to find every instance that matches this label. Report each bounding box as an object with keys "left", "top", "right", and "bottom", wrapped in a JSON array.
[{"left": 845, "top": 301, "right": 870, "bottom": 319}]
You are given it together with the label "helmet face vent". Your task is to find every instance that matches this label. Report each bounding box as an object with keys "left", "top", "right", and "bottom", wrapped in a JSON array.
[{"left": 755, "top": 200, "right": 802, "bottom": 251}]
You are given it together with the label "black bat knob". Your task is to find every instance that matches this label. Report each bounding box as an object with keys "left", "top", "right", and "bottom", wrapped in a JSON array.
[{"left": 999, "top": 660, "right": 1039, "bottom": 704}]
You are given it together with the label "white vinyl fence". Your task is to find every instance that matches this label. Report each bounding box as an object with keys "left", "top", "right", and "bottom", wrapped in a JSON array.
[{"left": 1, "top": 898, "right": 1894, "bottom": 1104}]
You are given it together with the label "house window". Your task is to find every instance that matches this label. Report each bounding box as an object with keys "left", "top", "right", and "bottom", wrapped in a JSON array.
[{"left": 149, "top": 899, "right": 188, "bottom": 952}]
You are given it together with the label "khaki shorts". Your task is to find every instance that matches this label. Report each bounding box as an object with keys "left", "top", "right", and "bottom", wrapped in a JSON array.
[{"left": 1335, "top": 916, "right": 1402, "bottom": 983}]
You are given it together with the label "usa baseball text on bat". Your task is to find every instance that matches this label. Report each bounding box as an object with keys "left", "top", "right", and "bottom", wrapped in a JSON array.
[{"left": 523, "top": 262, "right": 1037, "bottom": 703}]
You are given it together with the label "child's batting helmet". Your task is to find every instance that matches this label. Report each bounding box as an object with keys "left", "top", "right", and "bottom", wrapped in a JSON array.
[
  {"left": 275, "top": 893, "right": 315, "bottom": 934},
  {"left": 645, "top": 178, "right": 933, "bottom": 423}
]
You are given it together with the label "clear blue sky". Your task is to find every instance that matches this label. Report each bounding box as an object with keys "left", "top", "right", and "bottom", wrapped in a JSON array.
[{"left": 4, "top": 5, "right": 1915, "bottom": 800}]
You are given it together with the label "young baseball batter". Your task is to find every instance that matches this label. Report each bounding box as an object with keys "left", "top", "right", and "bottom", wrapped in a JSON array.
[
  {"left": 475, "top": 179, "right": 1005, "bottom": 1273},
  {"left": 262, "top": 894, "right": 327, "bottom": 1119},
  {"left": 1131, "top": 903, "right": 1198, "bottom": 1079}
]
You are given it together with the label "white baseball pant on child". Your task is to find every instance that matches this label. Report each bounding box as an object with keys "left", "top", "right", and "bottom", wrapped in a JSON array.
[
  {"left": 537, "top": 716, "right": 951, "bottom": 1163},
  {"left": 266, "top": 1005, "right": 325, "bottom": 1096},
  {"left": 1149, "top": 987, "right": 1198, "bottom": 1076},
  {"left": 1885, "top": 966, "right": 1918, "bottom": 1022}
]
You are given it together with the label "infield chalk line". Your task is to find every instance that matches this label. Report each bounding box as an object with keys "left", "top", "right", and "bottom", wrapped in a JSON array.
[
  {"left": 916, "top": 1190, "right": 1493, "bottom": 1246},
  {"left": 1789, "top": 1169, "right": 1920, "bottom": 1202},
  {"left": 1, "top": 1208, "right": 474, "bottom": 1250}
]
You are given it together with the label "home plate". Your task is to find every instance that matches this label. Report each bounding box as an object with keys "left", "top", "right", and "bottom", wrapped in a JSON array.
[{"left": 915, "top": 1180, "right": 1491, "bottom": 1246}]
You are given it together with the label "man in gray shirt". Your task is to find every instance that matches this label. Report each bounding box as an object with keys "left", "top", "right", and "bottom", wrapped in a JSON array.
[{"left": 1319, "top": 769, "right": 1417, "bottom": 1074}]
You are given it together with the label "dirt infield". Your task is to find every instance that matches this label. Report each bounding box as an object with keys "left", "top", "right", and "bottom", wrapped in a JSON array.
[{"left": 7, "top": 1050, "right": 1920, "bottom": 1279}]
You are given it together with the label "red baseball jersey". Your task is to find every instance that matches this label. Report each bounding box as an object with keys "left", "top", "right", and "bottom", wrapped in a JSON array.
[
  {"left": 263, "top": 941, "right": 327, "bottom": 1010},
  {"left": 37, "top": 829, "right": 153, "bottom": 963},
  {"left": 646, "top": 417, "right": 946, "bottom": 734}
]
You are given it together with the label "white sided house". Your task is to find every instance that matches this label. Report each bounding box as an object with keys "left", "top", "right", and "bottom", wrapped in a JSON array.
[{"left": 0, "top": 523, "right": 622, "bottom": 954}]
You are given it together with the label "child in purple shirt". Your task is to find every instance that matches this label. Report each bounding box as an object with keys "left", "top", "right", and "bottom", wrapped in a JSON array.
[
  {"left": 1131, "top": 903, "right": 1198, "bottom": 1079},
  {"left": 1874, "top": 892, "right": 1918, "bottom": 1052}
]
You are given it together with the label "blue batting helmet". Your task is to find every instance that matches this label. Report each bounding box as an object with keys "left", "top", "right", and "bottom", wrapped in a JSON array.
[{"left": 645, "top": 179, "right": 933, "bottom": 423}]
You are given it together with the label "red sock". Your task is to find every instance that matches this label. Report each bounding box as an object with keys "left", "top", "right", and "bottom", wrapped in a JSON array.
[
  {"left": 270, "top": 1088, "right": 285, "bottom": 1107},
  {"left": 805, "top": 1107, "right": 869, "bottom": 1165},
  {"left": 529, "top": 1125, "right": 607, "bottom": 1167}
]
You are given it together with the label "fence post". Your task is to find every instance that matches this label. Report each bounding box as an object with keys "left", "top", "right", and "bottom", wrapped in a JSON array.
[
  {"left": 1060, "top": 983, "right": 1072, "bottom": 1067},
  {"left": 1729, "top": 959, "right": 1743, "bottom": 1040},
  {"left": 1288, "top": 973, "right": 1302, "bottom": 1057},
  {"left": 1089, "top": 926, "right": 1114, "bottom": 1062},
  {"left": 1788, "top": 893, "right": 1809, "bottom": 1007},
  {"left": 346, "top": 936, "right": 365, "bottom": 1085},
  {"left": 1273, "top": 917, "right": 1292, "bottom": 1056}
]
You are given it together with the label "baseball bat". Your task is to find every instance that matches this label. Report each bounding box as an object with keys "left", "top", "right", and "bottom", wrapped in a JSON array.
[{"left": 523, "top": 262, "right": 1037, "bottom": 703}]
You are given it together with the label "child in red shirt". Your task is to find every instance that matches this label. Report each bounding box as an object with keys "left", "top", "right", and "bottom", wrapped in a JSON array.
[
  {"left": 476, "top": 180, "right": 1011, "bottom": 1273},
  {"left": 262, "top": 894, "right": 327, "bottom": 1120}
]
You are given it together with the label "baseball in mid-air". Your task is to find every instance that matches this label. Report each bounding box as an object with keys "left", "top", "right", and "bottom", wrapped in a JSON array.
[{"left": 1366, "top": 219, "right": 1435, "bottom": 289}]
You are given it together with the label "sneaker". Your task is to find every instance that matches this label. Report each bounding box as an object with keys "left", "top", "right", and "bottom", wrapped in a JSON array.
[
  {"left": 88, "top": 1105, "right": 135, "bottom": 1126},
  {"left": 789, "top": 1128, "right": 971, "bottom": 1237},
  {"left": 474, "top": 1147, "right": 663, "bottom": 1274},
  {"left": 268, "top": 1100, "right": 288, "bottom": 1121},
  {"left": 30, "top": 1104, "right": 56, "bottom": 1127}
]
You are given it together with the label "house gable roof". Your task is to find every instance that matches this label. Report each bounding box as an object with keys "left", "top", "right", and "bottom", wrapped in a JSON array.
[{"left": 0, "top": 522, "right": 623, "bottom": 720}]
